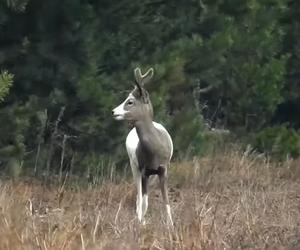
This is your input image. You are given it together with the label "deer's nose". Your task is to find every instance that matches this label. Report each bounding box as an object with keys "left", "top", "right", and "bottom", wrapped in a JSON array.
[{"left": 112, "top": 110, "right": 115, "bottom": 115}]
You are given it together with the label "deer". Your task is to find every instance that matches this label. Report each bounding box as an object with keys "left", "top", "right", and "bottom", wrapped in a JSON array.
[{"left": 112, "top": 67, "right": 174, "bottom": 226}]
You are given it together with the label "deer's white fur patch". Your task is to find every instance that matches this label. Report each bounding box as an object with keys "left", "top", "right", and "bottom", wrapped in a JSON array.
[
  {"left": 142, "top": 194, "right": 148, "bottom": 225},
  {"left": 112, "top": 94, "right": 134, "bottom": 120},
  {"left": 166, "top": 204, "right": 173, "bottom": 226}
]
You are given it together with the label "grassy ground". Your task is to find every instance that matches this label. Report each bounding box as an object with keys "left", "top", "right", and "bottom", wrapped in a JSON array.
[{"left": 0, "top": 149, "right": 299, "bottom": 249}]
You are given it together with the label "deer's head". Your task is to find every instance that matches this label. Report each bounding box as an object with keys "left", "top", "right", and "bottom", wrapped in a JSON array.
[{"left": 112, "top": 67, "right": 154, "bottom": 122}]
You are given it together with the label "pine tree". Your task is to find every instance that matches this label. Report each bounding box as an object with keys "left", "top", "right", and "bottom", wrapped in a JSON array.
[{"left": 0, "top": 71, "right": 13, "bottom": 102}]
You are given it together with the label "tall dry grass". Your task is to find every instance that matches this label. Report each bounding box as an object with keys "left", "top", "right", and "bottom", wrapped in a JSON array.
[{"left": 0, "top": 148, "right": 299, "bottom": 249}]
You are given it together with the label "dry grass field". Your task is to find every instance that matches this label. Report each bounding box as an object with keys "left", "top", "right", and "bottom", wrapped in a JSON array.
[{"left": 0, "top": 148, "right": 299, "bottom": 249}]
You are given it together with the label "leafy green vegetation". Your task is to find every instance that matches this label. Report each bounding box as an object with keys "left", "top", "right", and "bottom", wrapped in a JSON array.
[
  {"left": 0, "top": 71, "right": 13, "bottom": 102},
  {"left": 0, "top": 0, "right": 299, "bottom": 177},
  {"left": 254, "top": 125, "right": 300, "bottom": 159}
]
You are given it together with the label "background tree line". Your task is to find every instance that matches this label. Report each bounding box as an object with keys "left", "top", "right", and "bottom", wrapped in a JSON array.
[{"left": 0, "top": 0, "right": 299, "bottom": 178}]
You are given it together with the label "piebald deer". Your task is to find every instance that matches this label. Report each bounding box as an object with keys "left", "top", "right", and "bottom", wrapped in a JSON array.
[{"left": 112, "top": 67, "right": 173, "bottom": 226}]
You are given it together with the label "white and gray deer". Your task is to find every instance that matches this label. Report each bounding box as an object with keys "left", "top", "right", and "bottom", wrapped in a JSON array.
[{"left": 112, "top": 67, "right": 173, "bottom": 226}]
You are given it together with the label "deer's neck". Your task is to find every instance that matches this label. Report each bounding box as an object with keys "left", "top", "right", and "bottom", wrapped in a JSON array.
[{"left": 134, "top": 117, "right": 156, "bottom": 145}]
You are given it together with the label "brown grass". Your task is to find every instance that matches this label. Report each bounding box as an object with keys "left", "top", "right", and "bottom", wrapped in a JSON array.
[{"left": 0, "top": 149, "right": 300, "bottom": 249}]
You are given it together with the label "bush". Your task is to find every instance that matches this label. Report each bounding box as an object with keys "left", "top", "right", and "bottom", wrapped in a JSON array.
[
  {"left": 0, "top": 71, "right": 13, "bottom": 102},
  {"left": 253, "top": 126, "right": 300, "bottom": 159}
]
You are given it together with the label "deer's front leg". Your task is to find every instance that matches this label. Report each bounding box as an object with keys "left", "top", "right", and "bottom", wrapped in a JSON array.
[
  {"left": 158, "top": 166, "right": 173, "bottom": 227},
  {"left": 141, "top": 174, "right": 149, "bottom": 224},
  {"left": 130, "top": 160, "right": 143, "bottom": 222},
  {"left": 135, "top": 173, "right": 143, "bottom": 222}
]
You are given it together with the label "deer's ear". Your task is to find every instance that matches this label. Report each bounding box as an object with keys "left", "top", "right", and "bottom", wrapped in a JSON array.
[
  {"left": 142, "top": 90, "right": 150, "bottom": 104},
  {"left": 141, "top": 68, "right": 154, "bottom": 85}
]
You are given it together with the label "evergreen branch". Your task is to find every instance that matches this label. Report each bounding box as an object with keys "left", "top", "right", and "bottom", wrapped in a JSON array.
[{"left": 0, "top": 70, "right": 14, "bottom": 102}]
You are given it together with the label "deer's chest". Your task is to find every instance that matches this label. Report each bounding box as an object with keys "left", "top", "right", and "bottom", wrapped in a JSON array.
[
  {"left": 126, "top": 122, "right": 173, "bottom": 173},
  {"left": 136, "top": 143, "right": 162, "bottom": 171}
]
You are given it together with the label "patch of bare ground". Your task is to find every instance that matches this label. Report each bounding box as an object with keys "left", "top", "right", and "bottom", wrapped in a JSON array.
[{"left": 0, "top": 149, "right": 299, "bottom": 249}]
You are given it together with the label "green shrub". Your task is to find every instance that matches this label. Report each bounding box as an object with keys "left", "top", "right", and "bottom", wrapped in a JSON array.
[
  {"left": 253, "top": 126, "right": 300, "bottom": 159},
  {"left": 0, "top": 71, "right": 13, "bottom": 102}
]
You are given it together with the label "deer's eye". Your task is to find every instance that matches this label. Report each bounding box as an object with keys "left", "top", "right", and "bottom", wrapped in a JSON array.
[{"left": 127, "top": 99, "right": 134, "bottom": 106}]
